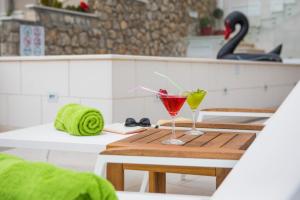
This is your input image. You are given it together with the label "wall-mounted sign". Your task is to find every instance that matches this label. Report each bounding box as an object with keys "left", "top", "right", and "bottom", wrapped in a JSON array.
[{"left": 20, "top": 25, "right": 45, "bottom": 56}]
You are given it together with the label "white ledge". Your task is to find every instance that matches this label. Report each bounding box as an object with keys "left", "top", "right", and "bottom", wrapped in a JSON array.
[
  {"left": 0, "top": 16, "right": 36, "bottom": 23},
  {"left": 26, "top": 4, "right": 99, "bottom": 18},
  {"left": 0, "top": 54, "right": 300, "bottom": 67}
]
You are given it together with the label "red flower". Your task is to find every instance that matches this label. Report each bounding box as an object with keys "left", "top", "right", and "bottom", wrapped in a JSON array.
[{"left": 80, "top": 0, "right": 89, "bottom": 12}]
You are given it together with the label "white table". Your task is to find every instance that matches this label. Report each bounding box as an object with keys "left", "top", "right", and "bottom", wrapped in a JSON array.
[{"left": 0, "top": 123, "right": 130, "bottom": 160}]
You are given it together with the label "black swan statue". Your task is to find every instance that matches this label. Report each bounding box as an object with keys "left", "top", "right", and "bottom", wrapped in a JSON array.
[{"left": 217, "top": 11, "right": 283, "bottom": 62}]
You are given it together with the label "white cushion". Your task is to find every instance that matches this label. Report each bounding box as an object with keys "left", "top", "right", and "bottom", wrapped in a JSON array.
[
  {"left": 212, "top": 82, "right": 300, "bottom": 200},
  {"left": 117, "top": 191, "right": 209, "bottom": 200}
]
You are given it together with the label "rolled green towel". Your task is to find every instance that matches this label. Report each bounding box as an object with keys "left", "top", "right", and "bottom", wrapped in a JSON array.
[
  {"left": 0, "top": 153, "right": 117, "bottom": 200},
  {"left": 55, "top": 104, "right": 104, "bottom": 136}
]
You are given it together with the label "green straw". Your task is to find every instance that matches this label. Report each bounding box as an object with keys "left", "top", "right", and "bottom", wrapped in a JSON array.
[{"left": 154, "top": 72, "right": 184, "bottom": 93}]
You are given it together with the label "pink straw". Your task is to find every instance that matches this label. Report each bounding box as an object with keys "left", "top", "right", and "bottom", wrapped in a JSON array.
[{"left": 129, "top": 86, "right": 166, "bottom": 95}]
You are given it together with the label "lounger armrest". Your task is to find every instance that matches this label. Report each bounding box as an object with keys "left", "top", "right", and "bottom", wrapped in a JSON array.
[{"left": 201, "top": 107, "right": 276, "bottom": 113}]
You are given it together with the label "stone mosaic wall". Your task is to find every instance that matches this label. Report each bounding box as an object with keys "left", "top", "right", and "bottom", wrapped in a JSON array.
[{"left": 0, "top": 0, "right": 215, "bottom": 56}]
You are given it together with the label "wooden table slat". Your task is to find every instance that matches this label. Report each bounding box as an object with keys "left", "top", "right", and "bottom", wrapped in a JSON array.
[
  {"left": 133, "top": 130, "right": 171, "bottom": 144},
  {"left": 118, "top": 128, "right": 161, "bottom": 143},
  {"left": 203, "top": 133, "right": 237, "bottom": 148},
  {"left": 185, "top": 132, "right": 221, "bottom": 147},
  {"left": 178, "top": 134, "right": 200, "bottom": 144},
  {"left": 102, "top": 146, "right": 245, "bottom": 160},
  {"left": 106, "top": 129, "right": 256, "bottom": 157},
  {"left": 151, "top": 132, "right": 185, "bottom": 144},
  {"left": 222, "top": 133, "right": 256, "bottom": 150}
]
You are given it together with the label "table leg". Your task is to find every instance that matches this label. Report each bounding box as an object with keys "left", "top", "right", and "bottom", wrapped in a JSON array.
[
  {"left": 45, "top": 150, "right": 51, "bottom": 162},
  {"left": 140, "top": 172, "right": 149, "bottom": 192},
  {"left": 94, "top": 155, "right": 107, "bottom": 177},
  {"left": 107, "top": 163, "right": 124, "bottom": 191},
  {"left": 216, "top": 168, "right": 231, "bottom": 188},
  {"left": 149, "top": 172, "right": 166, "bottom": 193}
]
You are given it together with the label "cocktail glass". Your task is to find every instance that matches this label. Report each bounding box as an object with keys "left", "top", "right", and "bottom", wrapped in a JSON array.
[
  {"left": 186, "top": 89, "right": 206, "bottom": 135},
  {"left": 159, "top": 94, "right": 187, "bottom": 145}
]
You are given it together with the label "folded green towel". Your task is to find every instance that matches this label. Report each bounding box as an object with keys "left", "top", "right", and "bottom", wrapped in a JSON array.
[
  {"left": 0, "top": 153, "right": 117, "bottom": 200},
  {"left": 55, "top": 104, "right": 104, "bottom": 136}
]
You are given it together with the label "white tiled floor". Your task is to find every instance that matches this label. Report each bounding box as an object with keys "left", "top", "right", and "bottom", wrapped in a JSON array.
[{"left": 124, "top": 171, "right": 215, "bottom": 196}]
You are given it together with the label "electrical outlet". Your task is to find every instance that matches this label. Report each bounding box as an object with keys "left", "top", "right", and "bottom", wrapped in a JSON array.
[
  {"left": 48, "top": 92, "right": 59, "bottom": 103},
  {"left": 235, "top": 64, "right": 240, "bottom": 76},
  {"left": 223, "top": 88, "right": 228, "bottom": 96}
]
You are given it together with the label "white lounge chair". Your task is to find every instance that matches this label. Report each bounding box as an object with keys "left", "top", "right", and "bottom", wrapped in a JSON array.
[
  {"left": 199, "top": 107, "right": 275, "bottom": 121},
  {"left": 114, "top": 81, "right": 300, "bottom": 199}
]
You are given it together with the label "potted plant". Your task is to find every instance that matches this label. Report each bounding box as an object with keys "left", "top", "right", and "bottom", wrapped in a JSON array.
[
  {"left": 40, "top": 0, "right": 63, "bottom": 8},
  {"left": 212, "top": 8, "right": 224, "bottom": 35},
  {"left": 200, "top": 17, "right": 213, "bottom": 36},
  {"left": 213, "top": 8, "right": 224, "bottom": 20},
  {"left": 40, "top": 0, "right": 90, "bottom": 13}
]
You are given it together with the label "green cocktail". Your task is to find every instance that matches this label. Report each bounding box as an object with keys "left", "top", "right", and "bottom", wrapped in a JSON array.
[{"left": 186, "top": 89, "right": 206, "bottom": 135}]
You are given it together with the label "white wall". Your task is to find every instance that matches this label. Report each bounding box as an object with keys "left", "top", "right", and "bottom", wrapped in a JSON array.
[
  {"left": 111, "top": 56, "right": 300, "bottom": 122},
  {"left": 186, "top": 36, "right": 224, "bottom": 58},
  {"left": 0, "top": 55, "right": 299, "bottom": 128},
  {"left": 0, "top": 56, "right": 113, "bottom": 128}
]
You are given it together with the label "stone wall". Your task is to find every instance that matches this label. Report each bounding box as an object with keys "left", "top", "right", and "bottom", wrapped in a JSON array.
[
  {"left": 34, "top": 6, "right": 101, "bottom": 55},
  {"left": 0, "top": 0, "right": 215, "bottom": 56},
  {"left": 89, "top": 0, "right": 216, "bottom": 56},
  {"left": 0, "top": 19, "right": 38, "bottom": 56}
]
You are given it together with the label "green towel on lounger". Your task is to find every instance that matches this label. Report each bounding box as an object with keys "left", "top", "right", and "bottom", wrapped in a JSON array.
[
  {"left": 0, "top": 153, "right": 117, "bottom": 200},
  {"left": 55, "top": 104, "right": 104, "bottom": 136}
]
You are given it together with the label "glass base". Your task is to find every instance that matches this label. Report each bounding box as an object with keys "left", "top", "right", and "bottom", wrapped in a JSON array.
[
  {"left": 162, "top": 139, "right": 184, "bottom": 145},
  {"left": 186, "top": 129, "right": 204, "bottom": 136}
]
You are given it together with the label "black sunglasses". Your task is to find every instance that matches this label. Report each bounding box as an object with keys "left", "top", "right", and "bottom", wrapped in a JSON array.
[{"left": 125, "top": 118, "right": 151, "bottom": 127}]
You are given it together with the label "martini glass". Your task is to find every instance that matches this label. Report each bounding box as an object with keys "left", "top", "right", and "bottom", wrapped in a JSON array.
[
  {"left": 186, "top": 89, "right": 206, "bottom": 135},
  {"left": 159, "top": 94, "right": 187, "bottom": 145}
]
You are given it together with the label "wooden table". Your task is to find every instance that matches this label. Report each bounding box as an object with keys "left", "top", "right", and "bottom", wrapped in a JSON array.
[{"left": 103, "top": 128, "right": 256, "bottom": 193}]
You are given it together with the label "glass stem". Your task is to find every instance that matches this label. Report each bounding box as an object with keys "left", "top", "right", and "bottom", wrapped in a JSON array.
[
  {"left": 192, "top": 110, "right": 196, "bottom": 131},
  {"left": 171, "top": 115, "right": 176, "bottom": 140}
]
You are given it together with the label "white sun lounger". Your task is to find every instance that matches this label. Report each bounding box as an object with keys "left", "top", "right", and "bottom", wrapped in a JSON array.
[
  {"left": 0, "top": 124, "right": 130, "bottom": 163},
  {"left": 110, "top": 81, "right": 300, "bottom": 200}
]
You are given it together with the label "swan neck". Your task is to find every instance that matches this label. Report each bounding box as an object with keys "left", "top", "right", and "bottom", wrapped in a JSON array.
[{"left": 217, "top": 20, "right": 249, "bottom": 58}]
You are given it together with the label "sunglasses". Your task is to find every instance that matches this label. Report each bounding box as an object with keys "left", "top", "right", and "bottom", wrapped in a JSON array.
[{"left": 125, "top": 118, "right": 151, "bottom": 127}]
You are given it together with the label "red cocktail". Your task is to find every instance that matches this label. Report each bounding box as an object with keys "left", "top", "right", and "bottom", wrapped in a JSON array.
[
  {"left": 159, "top": 91, "right": 186, "bottom": 145},
  {"left": 160, "top": 95, "right": 186, "bottom": 117}
]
